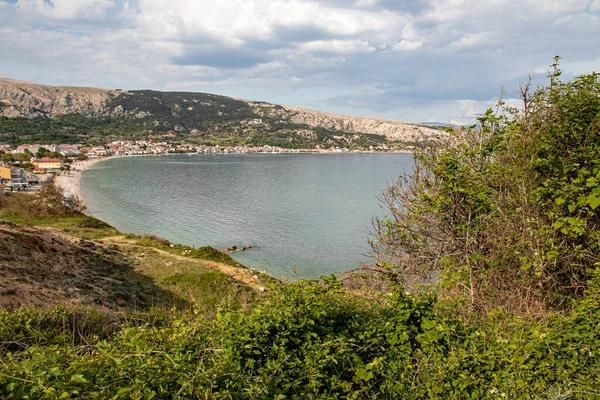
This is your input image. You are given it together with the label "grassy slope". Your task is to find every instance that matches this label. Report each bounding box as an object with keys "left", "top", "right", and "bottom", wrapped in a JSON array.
[{"left": 0, "top": 191, "right": 270, "bottom": 315}]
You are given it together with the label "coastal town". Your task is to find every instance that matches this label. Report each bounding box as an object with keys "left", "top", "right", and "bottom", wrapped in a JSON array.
[{"left": 0, "top": 140, "right": 404, "bottom": 194}]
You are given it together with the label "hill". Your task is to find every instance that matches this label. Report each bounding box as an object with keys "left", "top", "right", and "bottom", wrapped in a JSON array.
[
  {"left": 0, "top": 187, "right": 265, "bottom": 313},
  {"left": 0, "top": 221, "right": 168, "bottom": 309},
  {"left": 0, "top": 77, "right": 442, "bottom": 148}
]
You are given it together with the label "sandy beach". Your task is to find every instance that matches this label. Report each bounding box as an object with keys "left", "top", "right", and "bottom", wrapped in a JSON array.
[{"left": 54, "top": 156, "right": 116, "bottom": 201}]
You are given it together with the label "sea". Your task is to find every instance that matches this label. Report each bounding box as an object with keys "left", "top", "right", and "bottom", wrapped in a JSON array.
[{"left": 80, "top": 153, "right": 413, "bottom": 280}]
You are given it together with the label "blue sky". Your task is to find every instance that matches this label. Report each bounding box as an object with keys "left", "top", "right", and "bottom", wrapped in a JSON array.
[{"left": 1, "top": 0, "right": 599, "bottom": 124}]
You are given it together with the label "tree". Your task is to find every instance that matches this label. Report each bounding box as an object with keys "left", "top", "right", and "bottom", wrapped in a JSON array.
[
  {"left": 36, "top": 147, "right": 61, "bottom": 158},
  {"left": 36, "top": 147, "right": 49, "bottom": 158},
  {"left": 1, "top": 153, "right": 13, "bottom": 163}
]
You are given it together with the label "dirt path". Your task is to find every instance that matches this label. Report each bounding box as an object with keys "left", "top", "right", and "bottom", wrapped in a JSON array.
[{"left": 102, "top": 235, "right": 263, "bottom": 290}]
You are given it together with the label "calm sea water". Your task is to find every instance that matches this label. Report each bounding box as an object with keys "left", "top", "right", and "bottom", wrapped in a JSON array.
[{"left": 80, "top": 153, "right": 413, "bottom": 279}]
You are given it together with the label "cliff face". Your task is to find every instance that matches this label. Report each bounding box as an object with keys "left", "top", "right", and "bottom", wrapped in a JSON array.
[
  {"left": 0, "top": 77, "right": 443, "bottom": 144},
  {"left": 0, "top": 78, "right": 121, "bottom": 118}
]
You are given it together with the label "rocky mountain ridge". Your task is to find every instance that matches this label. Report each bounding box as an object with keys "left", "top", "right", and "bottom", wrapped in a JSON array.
[
  {"left": 0, "top": 78, "right": 120, "bottom": 118},
  {"left": 0, "top": 77, "right": 443, "bottom": 146}
]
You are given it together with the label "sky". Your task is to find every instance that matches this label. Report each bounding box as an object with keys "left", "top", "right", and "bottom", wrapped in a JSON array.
[{"left": 0, "top": 0, "right": 599, "bottom": 125}]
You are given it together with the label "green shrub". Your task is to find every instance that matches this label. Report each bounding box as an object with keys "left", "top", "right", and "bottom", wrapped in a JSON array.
[
  {"left": 1, "top": 279, "right": 599, "bottom": 398},
  {"left": 372, "top": 59, "right": 600, "bottom": 315},
  {"left": 77, "top": 216, "right": 112, "bottom": 229}
]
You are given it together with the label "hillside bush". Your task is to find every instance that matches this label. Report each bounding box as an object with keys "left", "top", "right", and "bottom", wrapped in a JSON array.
[
  {"left": 0, "top": 183, "right": 83, "bottom": 222},
  {"left": 371, "top": 59, "right": 600, "bottom": 315},
  {"left": 1, "top": 277, "right": 600, "bottom": 398}
]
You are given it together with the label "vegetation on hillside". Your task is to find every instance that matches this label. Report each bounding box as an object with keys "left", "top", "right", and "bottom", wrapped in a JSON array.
[
  {"left": 1, "top": 61, "right": 599, "bottom": 398},
  {"left": 1, "top": 276, "right": 599, "bottom": 398},
  {"left": 111, "top": 90, "right": 257, "bottom": 127}
]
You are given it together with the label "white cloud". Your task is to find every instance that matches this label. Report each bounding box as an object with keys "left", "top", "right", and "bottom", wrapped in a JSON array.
[
  {"left": 393, "top": 40, "right": 423, "bottom": 51},
  {"left": 452, "top": 99, "right": 485, "bottom": 119},
  {"left": 0, "top": 0, "right": 600, "bottom": 124},
  {"left": 448, "top": 32, "right": 494, "bottom": 50},
  {"left": 134, "top": 0, "right": 403, "bottom": 46},
  {"left": 301, "top": 40, "right": 375, "bottom": 54}
]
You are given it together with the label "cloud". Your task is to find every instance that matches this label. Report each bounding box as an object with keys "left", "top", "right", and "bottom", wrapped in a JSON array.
[
  {"left": 0, "top": 0, "right": 599, "bottom": 124},
  {"left": 172, "top": 45, "right": 270, "bottom": 69},
  {"left": 16, "top": 0, "right": 116, "bottom": 20},
  {"left": 392, "top": 40, "right": 423, "bottom": 51},
  {"left": 300, "top": 39, "right": 375, "bottom": 54},
  {"left": 133, "top": 0, "right": 402, "bottom": 44}
]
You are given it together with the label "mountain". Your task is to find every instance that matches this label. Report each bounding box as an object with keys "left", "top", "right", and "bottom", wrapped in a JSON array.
[{"left": 0, "top": 77, "right": 443, "bottom": 148}]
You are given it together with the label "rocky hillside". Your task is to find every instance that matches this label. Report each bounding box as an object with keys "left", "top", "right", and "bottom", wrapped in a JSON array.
[
  {"left": 0, "top": 78, "right": 118, "bottom": 118},
  {"left": 250, "top": 102, "right": 440, "bottom": 142},
  {"left": 0, "top": 77, "right": 443, "bottom": 147}
]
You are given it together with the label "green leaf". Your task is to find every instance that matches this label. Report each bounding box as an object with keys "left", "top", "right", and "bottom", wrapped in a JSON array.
[
  {"left": 115, "top": 387, "right": 132, "bottom": 397},
  {"left": 552, "top": 221, "right": 564, "bottom": 229},
  {"left": 356, "top": 368, "right": 373, "bottom": 382},
  {"left": 421, "top": 318, "right": 436, "bottom": 330},
  {"left": 70, "top": 374, "right": 88, "bottom": 384},
  {"left": 587, "top": 193, "right": 600, "bottom": 210}
]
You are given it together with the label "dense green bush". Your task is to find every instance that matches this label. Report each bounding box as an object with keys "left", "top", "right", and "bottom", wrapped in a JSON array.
[
  {"left": 529, "top": 69, "right": 600, "bottom": 299},
  {"left": 1, "top": 277, "right": 600, "bottom": 398},
  {"left": 77, "top": 216, "right": 112, "bottom": 229},
  {"left": 372, "top": 60, "right": 600, "bottom": 315}
]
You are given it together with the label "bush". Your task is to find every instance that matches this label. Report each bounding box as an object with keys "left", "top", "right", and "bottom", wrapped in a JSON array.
[
  {"left": 1, "top": 278, "right": 600, "bottom": 398},
  {"left": 371, "top": 59, "right": 600, "bottom": 315},
  {"left": 77, "top": 216, "right": 112, "bottom": 229},
  {"left": 137, "top": 234, "right": 171, "bottom": 247}
]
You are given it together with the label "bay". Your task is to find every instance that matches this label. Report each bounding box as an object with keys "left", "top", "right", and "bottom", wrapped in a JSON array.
[{"left": 80, "top": 153, "right": 413, "bottom": 279}]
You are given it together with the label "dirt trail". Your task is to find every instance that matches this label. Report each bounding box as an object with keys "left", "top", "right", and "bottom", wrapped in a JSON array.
[{"left": 102, "top": 236, "right": 263, "bottom": 290}]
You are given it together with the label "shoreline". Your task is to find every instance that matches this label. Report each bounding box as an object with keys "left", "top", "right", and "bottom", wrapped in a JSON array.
[
  {"left": 52, "top": 151, "right": 397, "bottom": 280},
  {"left": 54, "top": 156, "right": 117, "bottom": 202}
]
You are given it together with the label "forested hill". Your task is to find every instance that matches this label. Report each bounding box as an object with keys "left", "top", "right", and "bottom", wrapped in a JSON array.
[{"left": 0, "top": 77, "right": 442, "bottom": 148}]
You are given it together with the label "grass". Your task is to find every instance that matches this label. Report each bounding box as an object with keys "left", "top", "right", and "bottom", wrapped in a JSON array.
[
  {"left": 132, "top": 234, "right": 244, "bottom": 267},
  {"left": 0, "top": 214, "right": 119, "bottom": 239},
  {"left": 158, "top": 272, "right": 256, "bottom": 313},
  {"left": 0, "top": 306, "right": 174, "bottom": 355},
  {"left": 124, "top": 245, "right": 258, "bottom": 314}
]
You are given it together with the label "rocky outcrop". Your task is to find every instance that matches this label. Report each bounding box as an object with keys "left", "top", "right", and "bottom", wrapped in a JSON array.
[{"left": 0, "top": 77, "right": 122, "bottom": 117}]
